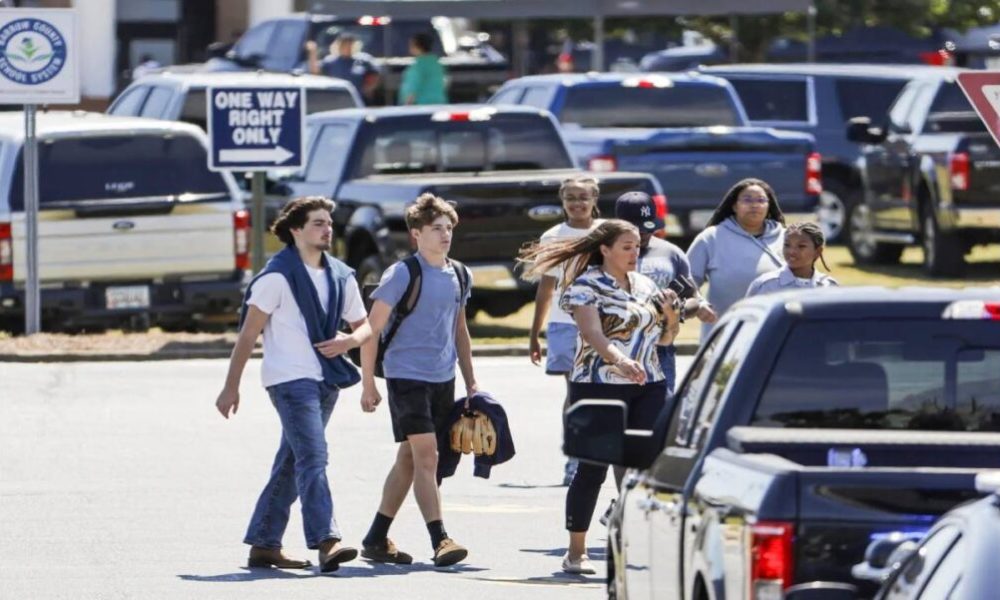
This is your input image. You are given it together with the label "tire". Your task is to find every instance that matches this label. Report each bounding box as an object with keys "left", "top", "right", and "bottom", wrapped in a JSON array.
[
  {"left": 921, "top": 208, "right": 965, "bottom": 277},
  {"left": 847, "top": 201, "right": 903, "bottom": 265},
  {"left": 356, "top": 254, "right": 387, "bottom": 288},
  {"left": 817, "top": 180, "right": 850, "bottom": 244}
]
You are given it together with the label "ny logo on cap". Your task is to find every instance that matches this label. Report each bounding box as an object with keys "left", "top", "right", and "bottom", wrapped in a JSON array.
[{"left": 640, "top": 206, "right": 651, "bottom": 217}]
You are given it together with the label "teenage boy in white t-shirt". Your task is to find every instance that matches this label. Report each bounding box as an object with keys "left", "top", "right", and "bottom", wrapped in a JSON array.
[
  {"left": 528, "top": 176, "right": 602, "bottom": 486},
  {"left": 215, "top": 196, "right": 371, "bottom": 574}
]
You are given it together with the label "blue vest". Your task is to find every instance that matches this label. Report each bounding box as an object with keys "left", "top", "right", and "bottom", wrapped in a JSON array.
[{"left": 240, "top": 246, "right": 361, "bottom": 389}]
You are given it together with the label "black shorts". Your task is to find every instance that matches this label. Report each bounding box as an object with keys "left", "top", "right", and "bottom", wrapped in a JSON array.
[{"left": 386, "top": 378, "right": 456, "bottom": 443}]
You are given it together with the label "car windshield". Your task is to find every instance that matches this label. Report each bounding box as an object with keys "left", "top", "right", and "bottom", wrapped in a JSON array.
[
  {"left": 753, "top": 319, "right": 1000, "bottom": 431},
  {"left": 10, "top": 134, "right": 228, "bottom": 209},
  {"left": 560, "top": 84, "right": 742, "bottom": 128},
  {"left": 352, "top": 113, "right": 573, "bottom": 176},
  {"left": 313, "top": 20, "right": 441, "bottom": 58},
  {"left": 926, "top": 82, "right": 987, "bottom": 134}
]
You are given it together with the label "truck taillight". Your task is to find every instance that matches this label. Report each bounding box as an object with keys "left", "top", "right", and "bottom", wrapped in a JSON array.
[
  {"left": 805, "top": 152, "right": 823, "bottom": 195},
  {"left": 234, "top": 210, "right": 250, "bottom": 270},
  {"left": 653, "top": 194, "right": 669, "bottom": 238},
  {"left": 0, "top": 222, "right": 11, "bottom": 282},
  {"left": 751, "top": 521, "right": 794, "bottom": 600},
  {"left": 950, "top": 152, "right": 970, "bottom": 191},
  {"left": 587, "top": 155, "right": 617, "bottom": 173}
]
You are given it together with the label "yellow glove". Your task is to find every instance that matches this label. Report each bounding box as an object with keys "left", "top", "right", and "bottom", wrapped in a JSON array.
[
  {"left": 449, "top": 418, "right": 463, "bottom": 453},
  {"left": 460, "top": 414, "right": 474, "bottom": 454}
]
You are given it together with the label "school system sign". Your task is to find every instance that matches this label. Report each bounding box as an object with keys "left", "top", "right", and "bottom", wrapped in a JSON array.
[{"left": 0, "top": 8, "right": 78, "bottom": 104}]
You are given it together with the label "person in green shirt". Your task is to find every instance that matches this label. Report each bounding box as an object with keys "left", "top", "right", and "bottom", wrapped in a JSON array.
[{"left": 399, "top": 33, "right": 447, "bottom": 105}]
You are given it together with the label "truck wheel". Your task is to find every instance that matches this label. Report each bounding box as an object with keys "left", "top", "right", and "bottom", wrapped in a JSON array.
[
  {"left": 817, "top": 180, "right": 849, "bottom": 243},
  {"left": 922, "top": 210, "right": 965, "bottom": 277},
  {"left": 357, "top": 255, "right": 386, "bottom": 287},
  {"left": 847, "top": 203, "right": 903, "bottom": 265}
]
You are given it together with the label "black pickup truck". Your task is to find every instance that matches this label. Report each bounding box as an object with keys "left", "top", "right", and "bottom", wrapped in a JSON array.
[
  {"left": 203, "top": 13, "right": 507, "bottom": 104},
  {"left": 846, "top": 68, "right": 1000, "bottom": 276},
  {"left": 277, "top": 104, "right": 663, "bottom": 318},
  {"left": 565, "top": 288, "right": 1000, "bottom": 600}
]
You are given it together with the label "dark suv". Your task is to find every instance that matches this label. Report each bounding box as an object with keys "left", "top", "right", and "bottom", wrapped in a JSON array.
[{"left": 700, "top": 64, "right": 944, "bottom": 242}]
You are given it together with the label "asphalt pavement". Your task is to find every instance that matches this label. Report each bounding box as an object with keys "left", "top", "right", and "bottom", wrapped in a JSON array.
[{"left": 0, "top": 356, "right": 692, "bottom": 600}]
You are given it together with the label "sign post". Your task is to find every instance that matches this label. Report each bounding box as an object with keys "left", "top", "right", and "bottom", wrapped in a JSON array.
[
  {"left": 0, "top": 8, "right": 79, "bottom": 334},
  {"left": 207, "top": 86, "right": 304, "bottom": 274},
  {"left": 957, "top": 71, "right": 1000, "bottom": 149}
]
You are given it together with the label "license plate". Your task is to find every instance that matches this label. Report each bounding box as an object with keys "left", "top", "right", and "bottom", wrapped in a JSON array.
[{"left": 105, "top": 285, "right": 150, "bottom": 310}]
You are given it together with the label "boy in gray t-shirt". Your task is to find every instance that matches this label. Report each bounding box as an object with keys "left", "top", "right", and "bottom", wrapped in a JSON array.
[{"left": 358, "top": 193, "right": 477, "bottom": 568}]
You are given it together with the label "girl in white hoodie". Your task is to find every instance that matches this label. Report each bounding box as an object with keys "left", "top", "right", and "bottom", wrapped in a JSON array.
[{"left": 686, "top": 178, "right": 786, "bottom": 340}]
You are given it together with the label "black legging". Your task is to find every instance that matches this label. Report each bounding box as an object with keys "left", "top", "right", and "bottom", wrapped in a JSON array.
[{"left": 565, "top": 380, "right": 667, "bottom": 532}]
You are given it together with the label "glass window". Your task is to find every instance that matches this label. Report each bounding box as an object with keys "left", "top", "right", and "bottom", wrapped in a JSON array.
[
  {"left": 263, "top": 22, "right": 305, "bottom": 71},
  {"left": 313, "top": 20, "right": 441, "bottom": 58},
  {"left": 108, "top": 86, "right": 150, "bottom": 116},
  {"left": 520, "top": 86, "right": 553, "bottom": 110},
  {"left": 139, "top": 86, "right": 173, "bottom": 118},
  {"left": 490, "top": 87, "right": 523, "bottom": 105},
  {"left": 728, "top": 78, "right": 809, "bottom": 122},
  {"left": 648, "top": 323, "right": 733, "bottom": 489},
  {"left": 305, "top": 89, "right": 359, "bottom": 113},
  {"left": 179, "top": 90, "right": 207, "bottom": 131},
  {"left": 352, "top": 114, "right": 574, "bottom": 177},
  {"left": 888, "top": 82, "right": 924, "bottom": 132},
  {"left": 917, "top": 534, "right": 965, "bottom": 599},
  {"left": 11, "top": 134, "right": 227, "bottom": 210},
  {"left": 883, "top": 527, "right": 960, "bottom": 600},
  {"left": 926, "top": 82, "right": 985, "bottom": 134},
  {"left": 752, "top": 320, "right": 1000, "bottom": 431},
  {"left": 835, "top": 78, "right": 907, "bottom": 122},
  {"left": 559, "top": 84, "right": 741, "bottom": 128},
  {"left": 690, "top": 321, "right": 756, "bottom": 450},
  {"left": 233, "top": 22, "right": 275, "bottom": 60},
  {"left": 305, "top": 123, "right": 352, "bottom": 183}
]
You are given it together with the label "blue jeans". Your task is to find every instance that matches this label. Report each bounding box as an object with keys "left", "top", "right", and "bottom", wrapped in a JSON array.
[{"left": 244, "top": 378, "right": 340, "bottom": 550}]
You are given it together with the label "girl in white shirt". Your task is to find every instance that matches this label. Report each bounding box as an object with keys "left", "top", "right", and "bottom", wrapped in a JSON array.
[{"left": 746, "top": 221, "right": 838, "bottom": 297}]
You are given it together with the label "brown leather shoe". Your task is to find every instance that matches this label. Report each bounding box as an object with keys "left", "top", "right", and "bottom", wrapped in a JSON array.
[
  {"left": 247, "top": 546, "right": 312, "bottom": 569},
  {"left": 361, "top": 537, "right": 413, "bottom": 564},
  {"left": 318, "top": 539, "right": 359, "bottom": 573},
  {"left": 432, "top": 538, "right": 468, "bottom": 567}
]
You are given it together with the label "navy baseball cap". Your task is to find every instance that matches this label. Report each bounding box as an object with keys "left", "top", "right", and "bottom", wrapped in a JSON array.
[{"left": 615, "top": 191, "right": 663, "bottom": 233}]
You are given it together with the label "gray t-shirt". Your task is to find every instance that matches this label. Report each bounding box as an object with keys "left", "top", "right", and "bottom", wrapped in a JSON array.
[
  {"left": 637, "top": 236, "right": 691, "bottom": 289},
  {"left": 371, "top": 253, "right": 471, "bottom": 382}
]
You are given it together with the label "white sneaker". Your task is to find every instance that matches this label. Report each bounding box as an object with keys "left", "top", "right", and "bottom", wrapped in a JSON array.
[{"left": 562, "top": 553, "right": 596, "bottom": 575}]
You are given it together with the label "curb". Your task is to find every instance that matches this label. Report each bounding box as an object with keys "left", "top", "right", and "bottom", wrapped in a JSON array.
[{"left": 0, "top": 343, "right": 700, "bottom": 363}]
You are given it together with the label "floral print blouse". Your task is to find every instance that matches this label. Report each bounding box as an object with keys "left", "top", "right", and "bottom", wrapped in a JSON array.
[{"left": 560, "top": 266, "right": 666, "bottom": 384}]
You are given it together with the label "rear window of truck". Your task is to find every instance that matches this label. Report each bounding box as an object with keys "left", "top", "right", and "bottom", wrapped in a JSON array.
[
  {"left": 559, "top": 84, "right": 742, "bottom": 128},
  {"left": 753, "top": 320, "right": 1000, "bottom": 431},
  {"left": 728, "top": 78, "right": 809, "bottom": 122},
  {"left": 10, "top": 134, "right": 228, "bottom": 210},
  {"left": 925, "top": 82, "right": 987, "bottom": 134},
  {"left": 352, "top": 113, "right": 574, "bottom": 176}
]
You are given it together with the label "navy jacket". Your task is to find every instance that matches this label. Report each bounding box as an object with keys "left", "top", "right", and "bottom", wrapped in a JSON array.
[
  {"left": 437, "top": 391, "right": 515, "bottom": 481},
  {"left": 239, "top": 246, "right": 361, "bottom": 389}
]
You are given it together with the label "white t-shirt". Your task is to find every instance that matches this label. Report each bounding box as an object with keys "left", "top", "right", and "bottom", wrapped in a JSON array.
[
  {"left": 248, "top": 266, "right": 366, "bottom": 388},
  {"left": 540, "top": 221, "right": 603, "bottom": 324}
]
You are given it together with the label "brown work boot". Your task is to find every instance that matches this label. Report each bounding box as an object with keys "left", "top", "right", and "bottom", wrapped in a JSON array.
[
  {"left": 432, "top": 538, "right": 468, "bottom": 567},
  {"left": 361, "top": 537, "right": 414, "bottom": 564},
  {"left": 317, "top": 539, "right": 358, "bottom": 573},
  {"left": 247, "top": 546, "right": 312, "bottom": 569}
]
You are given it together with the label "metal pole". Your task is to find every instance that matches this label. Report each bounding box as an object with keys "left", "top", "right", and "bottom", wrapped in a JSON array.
[
  {"left": 729, "top": 14, "right": 739, "bottom": 63},
  {"left": 807, "top": 1, "right": 817, "bottom": 63},
  {"left": 592, "top": 14, "right": 605, "bottom": 72},
  {"left": 251, "top": 171, "right": 266, "bottom": 274},
  {"left": 383, "top": 22, "right": 393, "bottom": 106},
  {"left": 23, "top": 105, "right": 40, "bottom": 335}
]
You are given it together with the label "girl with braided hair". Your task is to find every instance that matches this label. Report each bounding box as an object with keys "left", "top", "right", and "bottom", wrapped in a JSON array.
[
  {"left": 746, "top": 221, "right": 838, "bottom": 297},
  {"left": 519, "top": 219, "right": 680, "bottom": 574}
]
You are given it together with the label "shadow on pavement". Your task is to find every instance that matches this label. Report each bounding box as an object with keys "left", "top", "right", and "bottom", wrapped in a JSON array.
[
  {"left": 178, "top": 567, "right": 313, "bottom": 582},
  {"left": 178, "top": 561, "right": 489, "bottom": 582},
  {"left": 497, "top": 482, "right": 566, "bottom": 490},
  {"left": 520, "top": 546, "right": 606, "bottom": 559},
  {"left": 472, "top": 573, "right": 604, "bottom": 586}
]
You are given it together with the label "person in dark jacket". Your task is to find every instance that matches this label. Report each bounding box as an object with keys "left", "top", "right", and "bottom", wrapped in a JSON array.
[{"left": 437, "top": 391, "right": 515, "bottom": 481}]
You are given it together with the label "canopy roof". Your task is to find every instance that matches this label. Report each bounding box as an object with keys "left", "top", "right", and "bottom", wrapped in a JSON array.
[{"left": 309, "top": 0, "right": 812, "bottom": 18}]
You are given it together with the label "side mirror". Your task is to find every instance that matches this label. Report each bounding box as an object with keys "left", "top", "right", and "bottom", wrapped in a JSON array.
[
  {"left": 784, "top": 582, "right": 858, "bottom": 600},
  {"left": 563, "top": 400, "right": 659, "bottom": 469},
  {"left": 230, "top": 51, "right": 263, "bottom": 68},
  {"left": 206, "top": 41, "right": 232, "bottom": 59},
  {"left": 845, "top": 116, "right": 886, "bottom": 144}
]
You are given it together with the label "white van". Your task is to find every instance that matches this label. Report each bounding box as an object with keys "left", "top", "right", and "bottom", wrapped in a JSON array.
[{"left": 0, "top": 111, "right": 248, "bottom": 332}]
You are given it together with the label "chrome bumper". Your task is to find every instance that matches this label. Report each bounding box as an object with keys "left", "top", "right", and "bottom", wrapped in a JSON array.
[{"left": 952, "top": 207, "right": 1000, "bottom": 229}]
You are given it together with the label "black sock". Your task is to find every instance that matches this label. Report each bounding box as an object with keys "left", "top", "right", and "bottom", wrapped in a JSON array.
[
  {"left": 427, "top": 520, "right": 448, "bottom": 550},
  {"left": 363, "top": 512, "right": 394, "bottom": 547}
]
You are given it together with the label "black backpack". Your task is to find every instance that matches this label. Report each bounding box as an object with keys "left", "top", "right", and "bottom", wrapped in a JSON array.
[{"left": 348, "top": 255, "right": 470, "bottom": 378}]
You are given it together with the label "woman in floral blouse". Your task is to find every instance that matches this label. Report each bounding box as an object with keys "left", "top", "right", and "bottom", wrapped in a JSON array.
[{"left": 519, "top": 219, "right": 680, "bottom": 575}]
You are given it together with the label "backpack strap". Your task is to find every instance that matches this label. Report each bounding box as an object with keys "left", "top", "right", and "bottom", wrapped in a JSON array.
[
  {"left": 378, "top": 255, "right": 422, "bottom": 360},
  {"left": 449, "top": 258, "right": 470, "bottom": 307}
]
